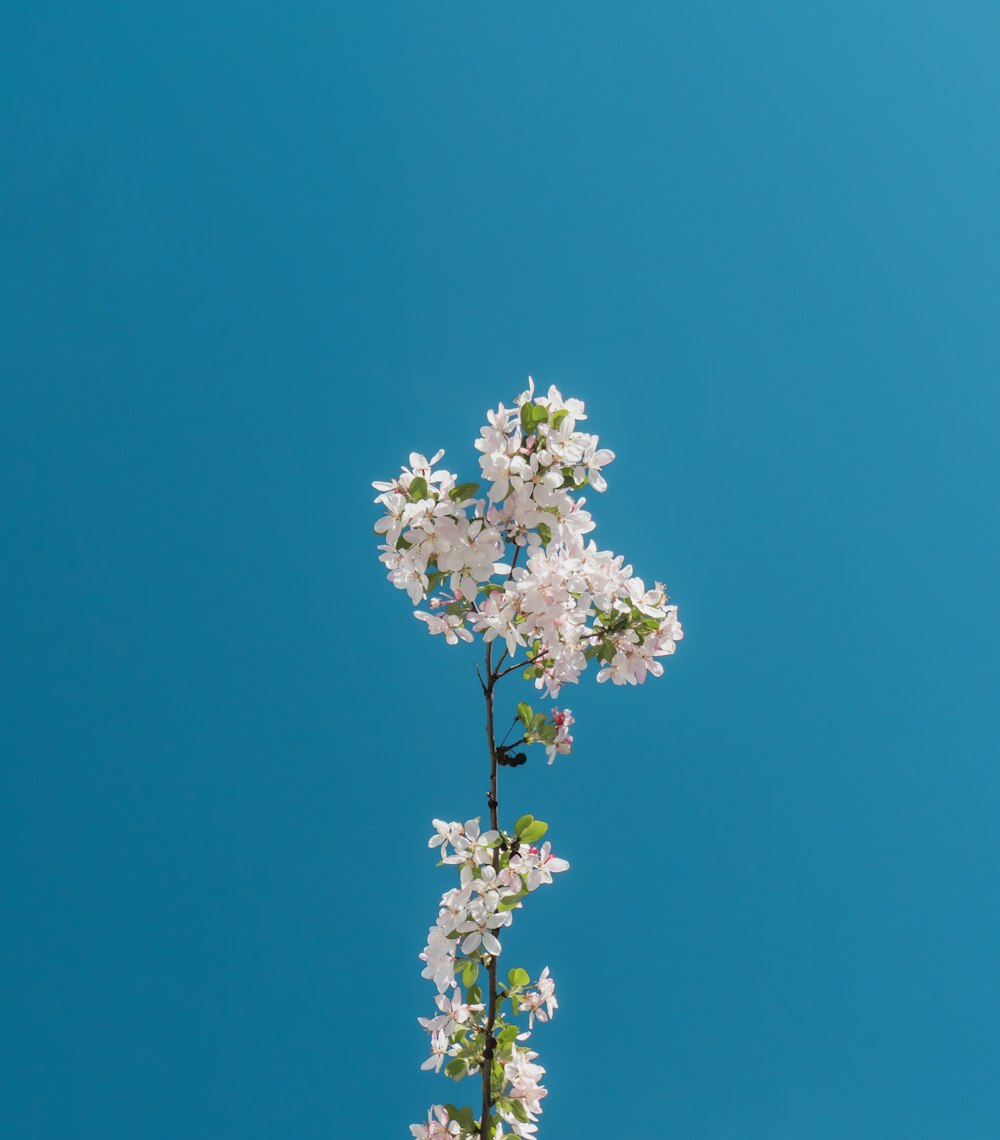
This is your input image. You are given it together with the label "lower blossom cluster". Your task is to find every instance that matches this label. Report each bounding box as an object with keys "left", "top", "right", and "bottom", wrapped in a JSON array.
[{"left": 411, "top": 817, "right": 568, "bottom": 1139}]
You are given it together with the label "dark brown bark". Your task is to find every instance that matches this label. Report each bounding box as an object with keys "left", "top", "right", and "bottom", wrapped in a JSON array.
[{"left": 480, "top": 645, "right": 500, "bottom": 1139}]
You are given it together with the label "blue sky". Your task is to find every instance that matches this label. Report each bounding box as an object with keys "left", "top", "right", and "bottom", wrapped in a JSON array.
[{"left": 3, "top": 2, "right": 1000, "bottom": 1137}]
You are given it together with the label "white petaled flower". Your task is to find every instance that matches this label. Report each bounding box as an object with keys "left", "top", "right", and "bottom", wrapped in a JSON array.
[
  {"left": 510, "top": 842, "right": 570, "bottom": 892},
  {"left": 420, "top": 1028, "right": 451, "bottom": 1073},
  {"left": 457, "top": 899, "right": 512, "bottom": 957},
  {"left": 405, "top": 450, "right": 448, "bottom": 481},
  {"left": 520, "top": 967, "right": 558, "bottom": 1028},
  {"left": 432, "top": 987, "right": 483, "bottom": 1035},
  {"left": 445, "top": 818, "right": 500, "bottom": 866},
  {"left": 410, "top": 1104, "right": 462, "bottom": 1139},
  {"left": 419, "top": 926, "right": 457, "bottom": 994},
  {"left": 460, "top": 863, "right": 520, "bottom": 912},
  {"left": 545, "top": 708, "right": 574, "bottom": 764},
  {"left": 414, "top": 610, "right": 474, "bottom": 645},
  {"left": 574, "top": 435, "right": 615, "bottom": 493},
  {"left": 502, "top": 1044, "right": 548, "bottom": 1122},
  {"left": 434, "top": 882, "right": 472, "bottom": 936},
  {"left": 428, "top": 819, "right": 465, "bottom": 858},
  {"left": 469, "top": 591, "right": 525, "bottom": 657}
]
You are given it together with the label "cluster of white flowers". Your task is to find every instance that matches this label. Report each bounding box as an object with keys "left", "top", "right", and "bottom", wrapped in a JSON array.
[
  {"left": 374, "top": 379, "right": 683, "bottom": 701},
  {"left": 411, "top": 817, "right": 567, "bottom": 1139}
]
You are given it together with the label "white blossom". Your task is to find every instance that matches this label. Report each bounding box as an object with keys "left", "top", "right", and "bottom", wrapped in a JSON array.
[
  {"left": 520, "top": 967, "right": 557, "bottom": 1028},
  {"left": 409, "top": 1104, "right": 462, "bottom": 1139},
  {"left": 545, "top": 708, "right": 574, "bottom": 764}
]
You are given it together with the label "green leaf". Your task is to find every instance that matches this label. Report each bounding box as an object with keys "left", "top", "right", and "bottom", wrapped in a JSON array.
[
  {"left": 467, "top": 983, "right": 482, "bottom": 1005},
  {"left": 551, "top": 408, "right": 569, "bottom": 429},
  {"left": 517, "top": 703, "right": 533, "bottom": 728},
  {"left": 445, "top": 1105, "right": 477, "bottom": 1133},
  {"left": 530, "top": 712, "right": 546, "bottom": 731},
  {"left": 450, "top": 482, "right": 480, "bottom": 502},
  {"left": 507, "top": 966, "right": 530, "bottom": 987},
  {"left": 461, "top": 960, "right": 479, "bottom": 987},
  {"left": 514, "top": 815, "right": 534, "bottom": 837},
  {"left": 509, "top": 1098, "right": 531, "bottom": 1123},
  {"left": 494, "top": 1097, "right": 515, "bottom": 1120},
  {"left": 536, "top": 521, "right": 552, "bottom": 546},
  {"left": 497, "top": 1025, "right": 519, "bottom": 1046},
  {"left": 444, "top": 1058, "right": 467, "bottom": 1081},
  {"left": 445, "top": 602, "right": 466, "bottom": 616},
  {"left": 519, "top": 402, "right": 549, "bottom": 434},
  {"left": 520, "top": 820, "right": 548, "bottom": 844},
  {"left": 408, "top": 475, "right": 428, "bottom": 501}
]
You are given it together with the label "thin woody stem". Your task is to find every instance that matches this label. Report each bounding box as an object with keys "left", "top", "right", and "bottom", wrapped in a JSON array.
[
  {"left": 494, "top": 629, "right": 602, "bottom": 681},
  {"left": 481, "top": 643, "right": 500, "bottom": 1139},
  {"left": 479, "top": 538, "right": 525, "bottom": 1138}
]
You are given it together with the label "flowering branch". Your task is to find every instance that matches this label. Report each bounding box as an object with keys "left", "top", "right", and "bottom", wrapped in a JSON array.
[{"left": 372, "top": 379, "right": 684, "bottom": 1138}]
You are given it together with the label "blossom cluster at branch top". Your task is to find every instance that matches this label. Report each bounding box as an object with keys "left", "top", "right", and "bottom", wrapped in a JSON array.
[
  {"left": 373, "top": 378, "right": 682, "bottom": 701},
  {"left": 410, "top": 816, "right": 567, "bottom": 1139}
]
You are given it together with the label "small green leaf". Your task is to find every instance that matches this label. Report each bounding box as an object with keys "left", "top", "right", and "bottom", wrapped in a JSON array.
[
  {"left": 445, "top": 1058, "right": 467, "bottom": 1081},
  {"left": 467, "top": 983, "right": 482, "bottom": 1005},
  {"left": 508, "top": 966, "right": 530, "bottom": 987},
  {"left": 509, "top": 1098, "right": 531, "bottom": 1123},
  {"left": 519, "top": 402, "right": 549, "bottom": 434},
  {"left": 517, "top": 703, "right": 533, "bottom": 728},
  {"left": 551, "top": 408, "right": 569, "bottom": 429},
  {"left": 520, "top": 820, "right": 548, "bottom": 844},
  {"left": 514, "top": 815, "right": 534, "bottom": 837},
  {"left": 497, "top": 1025, "right": 519, "bottom": 1046},
  {"left": 408, "top": 475, "right": 428, "bottom": 501},
  {"left": 461, "top": 960, "right": 479, "bottom": 986},
  {"left": 449, "top": 482, "right": 480, "bottom": 502},
  {"left": 536, "top": 521, "right": 552, "bottom": 546},
  {"left": 494, "top": 1096, "right": 515, "bottom": 1119}
]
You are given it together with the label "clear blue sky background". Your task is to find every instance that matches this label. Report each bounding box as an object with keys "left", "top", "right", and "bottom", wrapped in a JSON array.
[{"left": 3, "top": 3, "right": 999, "bottom": 1137}]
